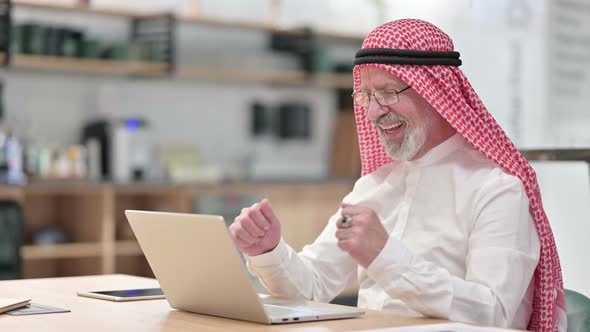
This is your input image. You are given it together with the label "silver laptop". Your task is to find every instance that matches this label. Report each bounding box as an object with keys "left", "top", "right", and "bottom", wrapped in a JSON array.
[{"left": 125, "top": 210, "right": 365, "bottom": 324}]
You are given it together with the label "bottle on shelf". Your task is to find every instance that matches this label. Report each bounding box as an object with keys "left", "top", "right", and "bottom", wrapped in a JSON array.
[{"left": 4, "top": 132, "right": 26, "bottom": 185}]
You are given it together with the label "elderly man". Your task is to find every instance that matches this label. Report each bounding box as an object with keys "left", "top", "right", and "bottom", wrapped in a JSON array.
[{"left": 229, "top": 19, "right": 566, "bottom": 332}]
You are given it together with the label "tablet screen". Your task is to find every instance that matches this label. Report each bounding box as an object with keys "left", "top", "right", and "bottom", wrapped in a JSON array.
[{"left": 91, "top": 288, "right": 164, "bottom": 298}]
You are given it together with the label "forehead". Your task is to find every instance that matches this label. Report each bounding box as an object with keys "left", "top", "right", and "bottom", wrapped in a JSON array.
[{"left": 359, "top": 67, "right": 405, "bottom": 89}]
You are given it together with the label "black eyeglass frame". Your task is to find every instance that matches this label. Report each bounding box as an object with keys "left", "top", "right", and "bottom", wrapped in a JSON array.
[{"left": 351, "top": 86, "right": 411, "bottom": 109}]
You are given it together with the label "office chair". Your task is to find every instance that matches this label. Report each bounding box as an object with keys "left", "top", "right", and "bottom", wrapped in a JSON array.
[
  {"left": 565, "top": 289, "right": 590, "bottom": 332},
  {"left": 0, "top": 200, "right": 24, "bottom": 280}
]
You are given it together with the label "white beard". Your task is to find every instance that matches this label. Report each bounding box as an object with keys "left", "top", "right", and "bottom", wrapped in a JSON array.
[{"left": 376, "top": 113, "right": 431, "bottom": 161}]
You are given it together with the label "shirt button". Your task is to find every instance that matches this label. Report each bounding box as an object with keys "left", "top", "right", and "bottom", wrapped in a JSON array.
[{"left": 553, "top": 289, "right": 557, "bottom": 299}]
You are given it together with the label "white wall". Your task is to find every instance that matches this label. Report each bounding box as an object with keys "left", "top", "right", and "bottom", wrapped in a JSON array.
[
  {"left": 546, "top": 0, "right": 590, "bottom": 147},
  {"left": 383, "top": 0, "right": 590, "bottom": 148},
  {"left": 531, "top": 161, "right": 590, "bottom": 297},
  {"left": 382, "top": 0, "right": 550, "bottom": 148}
]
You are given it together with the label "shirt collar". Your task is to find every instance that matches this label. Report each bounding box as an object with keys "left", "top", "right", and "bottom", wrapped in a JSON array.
[{"left": 404, "top": 132, "right": 465, "bottom": 167}]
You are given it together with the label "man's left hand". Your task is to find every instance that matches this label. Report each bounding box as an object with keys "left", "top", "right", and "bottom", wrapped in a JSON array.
[{"left": 335, "top": 204, "right": 389, "bottom": 268}]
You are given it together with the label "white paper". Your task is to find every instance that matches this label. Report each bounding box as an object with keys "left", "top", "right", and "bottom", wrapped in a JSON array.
[{"left": 357, "top": 322, "right": 510, "bottom": 332}]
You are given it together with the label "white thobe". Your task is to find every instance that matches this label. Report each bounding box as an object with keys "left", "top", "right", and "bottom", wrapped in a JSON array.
[{"left": 246, "top": 133, "right": 540, "bottom": 330}]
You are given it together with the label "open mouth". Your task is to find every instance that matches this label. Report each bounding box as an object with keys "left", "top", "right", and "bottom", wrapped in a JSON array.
[{"left": 379, "top": 121, "right": 404, "bottom": 135}]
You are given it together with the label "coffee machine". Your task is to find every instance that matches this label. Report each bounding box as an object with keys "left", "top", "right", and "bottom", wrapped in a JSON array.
[{"left": 81, "top": 117, "right": 154, "bottom": 182}]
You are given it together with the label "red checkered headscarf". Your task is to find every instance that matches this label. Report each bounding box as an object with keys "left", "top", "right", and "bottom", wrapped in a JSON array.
[{"left": 353, "top": 19, "right": 566, "bottom": 332}]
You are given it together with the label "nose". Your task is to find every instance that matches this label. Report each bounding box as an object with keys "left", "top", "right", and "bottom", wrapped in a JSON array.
[{"left": 366, "top": 97, "right": 391, "bottom": 122}]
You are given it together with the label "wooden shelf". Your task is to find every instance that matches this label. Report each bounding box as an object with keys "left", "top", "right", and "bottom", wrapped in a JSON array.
[
  {"left": 313, "top": 73, "right": 353, "bottom": 89},
  {"left": 176, "top": 66, "right": 305, "bottom": 84},
  {"left": 0, "top": 186, "right": 25, "bottom": 203},
  {"left": 12, "top": 0, "right": 159, "bottom": 19},
  {"left": 6, "top": 2, "right": 360, "bottom": 83},
  {"left": 176, "top": 66, "right": 352, "bottom": 87},
  {"left": 23, "top": 182, "right": 107, "bottom": 195},
  {"left": 3, "top": 179, "right": 354, "bottom": 277},
  {"left": 115, "top": 240, "right": 143, "bottom": 256},
  {"left": 22, "top": 242, "right": 103, "bottom": 260},
  {"left": 180, "top": 16, "right": 277, "bottom": 33},
  {"left": 0, "top": 53, "right": 352, "bottom": 86},
  {"left": 12, "top": 0, "right": 363, "bottom": 43},
  {"left": 1, "top": 53, "right": 170, "bottom": 77}
]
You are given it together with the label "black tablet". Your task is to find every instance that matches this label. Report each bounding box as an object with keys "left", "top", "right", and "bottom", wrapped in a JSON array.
[{"left": 77, "top": 288, "right": 165, "bottom": 302}]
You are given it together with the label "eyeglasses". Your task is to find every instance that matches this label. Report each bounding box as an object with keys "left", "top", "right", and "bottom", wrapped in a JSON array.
[{"left": 351, "top": 86, "right": 411, "bottom": 110}]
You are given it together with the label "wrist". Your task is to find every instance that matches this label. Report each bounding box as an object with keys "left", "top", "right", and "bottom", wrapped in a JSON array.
[
  {"left": 263, "top": 241, "right": 280, "bottom": 254},
  {"left": 367, "top": 230, "right": 389, "bottom": 264}
]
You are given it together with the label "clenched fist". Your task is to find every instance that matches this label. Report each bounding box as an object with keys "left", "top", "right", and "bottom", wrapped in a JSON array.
[
  {"left": 335, "top": 203, "right": 389, "bottom": 268},
  {"left": 229, "top": 199, "right": 282, "bottom": 256}
]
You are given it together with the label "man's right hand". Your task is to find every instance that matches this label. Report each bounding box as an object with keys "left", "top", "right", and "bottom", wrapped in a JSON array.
[{"left": 229, "top": 198, "right": 282, "bottom": 256}]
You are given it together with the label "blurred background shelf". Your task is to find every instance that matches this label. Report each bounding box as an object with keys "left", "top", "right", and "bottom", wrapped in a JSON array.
[
  {"left": 12, "top": 0, "right": 159, "bottom": 19},
  {"left": 2, "top": 0, "right": 359, "bottom": 85},
  {"left": 0, "top": 54, "right": 353, "bottom": 86},
  {"left": 22, "top": 242, "right": 102, "bottom": 259},
  {"left": 0, "top": 0, "right": 360, "bottom": 285},
  {"left": 0, "top": 181, "right": 354, "bottom": 278},
  {"left": 12, "top": 0, "right": 364, "bottom": 42},
  {"left": 180, "top": 15, "right": 277, "bottom": 33},
  {"left": 175, "top": 66, "right": 306, "bottom": 85},
  {"left": 179, "top": 16, "right": 363, "bottom": 43},
  {"left": 176, "top": 66, "right": 352, "bottom": 87},
  {"left": 115, "top": 240, "right": 142, "bottom": 256},
  {"left": 0, "top": 53, "right": 170, "bottom": 76},
  {"left": 312, "top": 73, "right": 354, "bottom": 89},
  {"left": 0, "top": 54, "right": 354, "bottom": 86}
]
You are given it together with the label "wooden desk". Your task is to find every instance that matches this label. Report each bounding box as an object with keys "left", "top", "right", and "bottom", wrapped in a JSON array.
[{"left": 0, "top": 274, "right": 512, "bottom": 331}]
